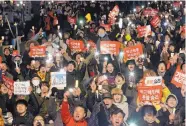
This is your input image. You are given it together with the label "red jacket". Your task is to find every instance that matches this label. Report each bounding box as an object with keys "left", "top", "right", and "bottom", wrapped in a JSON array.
[{"left": 61, "top": 101, "right": 87, "bottom": 126}]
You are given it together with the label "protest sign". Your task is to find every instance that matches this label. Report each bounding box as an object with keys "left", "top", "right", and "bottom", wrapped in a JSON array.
[
  {"left": 144, "top": 76, "right": 162, "bottom": 86},
  {"left": 100, "top": 24, "right": 111, "bottom": 31},
  {"left": 14, "top": 81, "right": 30, "bottom": 95},
  {"left": 100, "top": 41, "right": 121, "bottom": 55},
  {"left": 68, "top": 39, "right": 85, "bottom": 52},
  {"left": 67, "top": 16, "right": 77, "bottom": 25},
  {"left": 87, "top": 40, "right": 96, "bottom": 49},
  {"left": 171, "top": 69, "right": 186, "bottom": 88},
  {"left": 108, "top": 5, "right": 119, "bottom": 18},
  {"left": 150, "top": 15, "right": 160, "bottom": 28},
  {"left": 30, "top": 46, "right": 46, "bottom": 57},
  {"left": 138, "top": 85, "right": 162, "bottom": 102},
  {"left": 2, "top": 75, "right": 14, "bottom": 91},
  {"left": 143, "top": 8, "right": 158, "bottom": 17},
  {"left": 123, "top": 44, "right": 143, "bottom": 60},
  {"left": 51, "top": 71, "right": 66, "bottom": 89},
  {"left": 137, "top": 25, "right": 152, "bottom": 38}
]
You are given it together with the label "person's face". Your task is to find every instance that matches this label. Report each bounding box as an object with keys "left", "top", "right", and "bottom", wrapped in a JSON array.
[
  {"left": 1, "top": 63, "right": 7, "bottom": 72},
  {"left": 127, "top": 41, "right": 134, "bottom": 47},
  {"left": 16, "top": 104, "right": 27, "bottom": 115},
  {"left": 67, "top": 64, "right": 75, "bottom": 72},
  {"left": 107, "top": 64, "right": 114, "bottom": 73},
  {"left": 29, "top": 43, "right": 35, "bottom": 48},
  {"left": 115, "top": 76, "right": 124, "bottom": 85},
  {"left": 98, "top": 28, "right": 106, "bottom": 37},
  {"left": 73, "top": 107, "right": 86, "bottom": 121},
  {"left": 113, "top": 94, "right": 122, "bottom": 103},
  {"left": 0, "top": 84, "right": 8, "bottom": 94},
  {"left": 41, "top": 84, "right": 49, "bottom": 93},
  {"left": 158, "top": 63, "right": 166, "bottom": 73},
  {"left": 64, "top": 33, "right": 70, "bottom": 39},
  {"left": 40, "top": 67, "right": 46, "bottom": 73},
  {"left": 42, "top": 39, "right": 47, "bottom": 44},
  {"left": 4, "top": 48, "right": 10, "bottom": 56},
  {"left": 103, "top": 98, "right": 113, "bottom": 109},
  {"left": 144, "top": 114, "right": 156, "bottom": 124},
  {"left": 169, "top": 45, "right": 175, "bottom": 52},
  {"left": 76, "top": 54, "right": 81, "bottom": 62},
  {"left": 167, "top": 97, "right": 177, "bottom": 108},
  {"left": 128, "top": 64, "right": 135, "bottom": 71},
  {"left": 33, "top": 116, "right": 45, "bottom": 126},
  {"left": 110, "top": 113, "right": 124, "bottom": 126}
]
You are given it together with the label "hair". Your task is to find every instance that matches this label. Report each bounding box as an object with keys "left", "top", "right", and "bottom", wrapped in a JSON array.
[
  {"left": 111, "top": 108, "right": 125, "bottom": 118},
  {"left": 181, "top": 62, "right": 186, "bottom": 70},
  {"left": 141, "top": 105, "right": 157, "bottom": 117},
  {"left": 143, "top": 69, "right": 157, "bottom": 78},
  {"left": 74, "top": 104, "right": 87, "bottom": 117}
]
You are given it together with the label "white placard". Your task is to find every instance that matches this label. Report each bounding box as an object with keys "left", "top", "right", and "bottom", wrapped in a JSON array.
[
  {"left": 14, "top": 81, "right": 30, "bottom": 95},
  {"left": 51, "top": 71, "right": 66, "bottom": 89},
  {"left": 145, "top": 76, "right": 162, "bottom": 86}
]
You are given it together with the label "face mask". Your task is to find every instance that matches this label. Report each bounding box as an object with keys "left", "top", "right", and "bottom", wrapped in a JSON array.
[
  {"left": 98, "top": 33, "right": 105, "bottom": 38},
  {"left": 32, "top": 80, "right": 40, "bottom": 87}
]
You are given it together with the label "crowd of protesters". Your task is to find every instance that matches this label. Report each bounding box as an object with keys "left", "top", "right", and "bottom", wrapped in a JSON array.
[{"left": 0, "top": 1, "right": 185, "bottom": 126}]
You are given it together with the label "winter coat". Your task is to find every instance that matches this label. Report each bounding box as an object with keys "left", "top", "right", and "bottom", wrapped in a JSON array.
[
  {"left": 88, "top": 102, "right": 118, "bottom": 126},
  {"left": 54, "top": 110, "right": 63, "bottom": 126},
  {"left": 0, "top": 94, "right": 9, "bottom": 113},
  {"left": 113, "top": 95, "right": 129, "bottom": 121},
  {"left": 13, "top": 112, "right": 33, "bottom": 126},
  {"left": 61, "top": 101, "right": 87, "bottom": 126}
]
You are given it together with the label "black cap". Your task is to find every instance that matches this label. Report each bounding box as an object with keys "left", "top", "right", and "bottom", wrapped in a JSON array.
[
  {"left": 16, "top": 99, "right": 28, "bottom": 107},
  {"left": 67, "top": 61, "right": 76, "bottom": 68},
  {"left": 126, "top": 60, "right": 136, "bottom": 66},
  {"left": 102, "top": 93, "right": 112, "bottom": 99}
]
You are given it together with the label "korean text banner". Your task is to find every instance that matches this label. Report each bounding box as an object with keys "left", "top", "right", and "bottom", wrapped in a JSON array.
[
  {"left": 123, "top": 44, "right": 143, "bottom": 60},
  {"left": 2, "top": 75, "right": 14, "bottom": 91},
  {"left": 171, "top": 69, "right": 186, "bottom": 88},
  {"left": 143, "top": 8, "right": 158, "bottom": 17},
  {"left": 137, "top": 25, "right": 152, "bottom": 38},
  {"left": 150, "top": 15, "right": 160, "bottom": 28},
  {"left": 138, "top": 85, "right": 162, "bottom": 102},
  {"left": 100, "top": 41, "right": 121, "bottom": 55},
  {"left": 68, "top": 39, "right": 85, "bottom": 52},
  {"left": 14, "top": 81, "right": 30, "bottom": 95},
  {"left": 30, "top": 46, "right": 46, "bottom": 57}
]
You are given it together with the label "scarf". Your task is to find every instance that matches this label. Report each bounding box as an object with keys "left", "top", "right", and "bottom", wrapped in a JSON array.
[{"left": 37, "top": 71, "right": 46, "bottom": 81}]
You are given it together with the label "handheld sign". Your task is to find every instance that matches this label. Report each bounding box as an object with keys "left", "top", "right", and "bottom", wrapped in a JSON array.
[
  {"left": 30, "top": 46, "right": 46, "bottom": 57},
  {"left": 100, "top": 41, "right": 121, "bottom": 55},
  {"left": 51, "top": 71, "right": 66, "bottom": 89},
  {"left": 144, "top": 76, "right": 162, "bottom": 86},
  {"left": 137, "top": 25, "right": 152, "bottom": 38},
  {"left": 68, "top": 39, "right": 85, "bottom": 52},
  {"left": 171, "top": 69, "right": 186, "bottom": 88},
  {"left": 14, "top": 81, "right": 30, "bottom": 95},
  {"left": 123, "top": 44, "right": 143, "bottom": 60},
  {"left": 138, "top": 85, "right": 163, "bottom": 102}
]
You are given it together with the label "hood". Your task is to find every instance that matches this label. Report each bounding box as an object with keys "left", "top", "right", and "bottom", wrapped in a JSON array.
[
  {"left": 166, "top": 94, "right": 178, "bottom": 107},
  {"left": 25, "top": 40, "right": 40, "bottom": 51}
]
